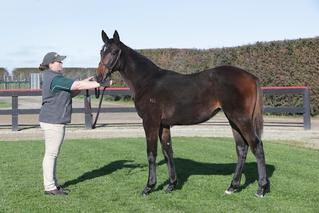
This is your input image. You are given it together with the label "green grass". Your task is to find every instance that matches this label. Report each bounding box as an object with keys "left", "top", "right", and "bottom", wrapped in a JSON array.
[
  {"left": 0, "top": 100, "right": 10, "bottom": 108},
  {"left": 1, "top": 137, "right": 319, "bottom": 212},
  {"left": 0, "top": 83, "right": 30, "bottom": 89}
]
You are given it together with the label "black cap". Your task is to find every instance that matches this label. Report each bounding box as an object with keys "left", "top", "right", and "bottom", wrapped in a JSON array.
[{"left": 41, "top": 52, "right": 66, "bottom": 66}]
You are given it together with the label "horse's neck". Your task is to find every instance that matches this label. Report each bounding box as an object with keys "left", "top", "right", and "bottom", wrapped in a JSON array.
[{"left": 120, "top": 46, "right": 159, "bottom": 95}]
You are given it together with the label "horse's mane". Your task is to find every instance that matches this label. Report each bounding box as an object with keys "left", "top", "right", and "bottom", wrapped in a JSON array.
[
  {"left": 120, "top": 42, "right": 207, "bottom": 79},
  {"left": 122, "top": 43, "right": 161, "bottom": 72}
]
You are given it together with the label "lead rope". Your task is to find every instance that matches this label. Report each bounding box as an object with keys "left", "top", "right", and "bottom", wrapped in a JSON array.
[
  {"left": 92, "top": 86, "right": 107, "bottom": 129},
  {"left": 91, "top": 72, "right": 113, "bottom": 129},
  {"left": 95, "top": 87, "right": 100, "bottom": 98},
  {"left": 91, "top": 49, "right": 120, "bottom": 128}
]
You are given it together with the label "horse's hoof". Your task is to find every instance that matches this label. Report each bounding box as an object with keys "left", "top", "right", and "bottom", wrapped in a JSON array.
[
  {"left": 255, "top": 182, "right": 270, "bottom": 198},
  {"left": 225, "top": 185, "right": 239, "bottom": 195},
  {"left": 165, "top": 181, "right": 177, "bottom": 193},
  {"left": 141, "top": 186, "right": 154, "bottom": 196},
  {"left": 255, "top": 192, "right": 264, "bottom": 198}
]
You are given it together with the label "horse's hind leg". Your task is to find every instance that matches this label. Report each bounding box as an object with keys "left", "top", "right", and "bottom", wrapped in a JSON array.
[
  {"left": 238, "top": 125, "right": 269, "bottom": 197},
  {"left": 225, "top": 113, "right": 269, "bottom": 197},
  {"left": 250, "top": 135, "right": 269, "bottom": 197},
  {"left": 159, "top": 125, "right": 177, "bottom": 192},
  {"left": 225, "top": 128, "right": 248, "bottom": 194}
]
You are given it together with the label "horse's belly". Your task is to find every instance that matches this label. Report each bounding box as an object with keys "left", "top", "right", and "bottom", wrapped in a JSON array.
[{"left": 162, "top": 107, "right": 221, "bottom": 126}]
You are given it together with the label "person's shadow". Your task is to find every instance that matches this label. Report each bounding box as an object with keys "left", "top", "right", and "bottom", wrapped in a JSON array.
[
  {"left": 61, "top": 160, "right": 145, "bottom": 188},
  {"left": 155, "top": 157, "right": 275, "bottom": 192},
  {"left": 61, "top": 158, "right": 275, "bottom": 192}
]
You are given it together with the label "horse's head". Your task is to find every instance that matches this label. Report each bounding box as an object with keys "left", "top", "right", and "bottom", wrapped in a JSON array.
[{"left": 96, "top": 30, "right": 122, "bottom": 83}]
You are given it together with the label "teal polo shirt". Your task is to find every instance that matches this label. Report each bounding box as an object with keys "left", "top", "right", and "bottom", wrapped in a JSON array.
[{"left": 50, "top": 75, "right": 74, "bottom": 92}]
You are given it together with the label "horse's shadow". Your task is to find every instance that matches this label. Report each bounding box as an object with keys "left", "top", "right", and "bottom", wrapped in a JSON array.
[
  {"left": 155, "top": 158, "right": 275, "bottom": 192},
  {"left": 61, "top": 158, "right": 275, "bottom": 192},
  {"left": 61, "top": 160, "right": 145, "bottom": 188}
]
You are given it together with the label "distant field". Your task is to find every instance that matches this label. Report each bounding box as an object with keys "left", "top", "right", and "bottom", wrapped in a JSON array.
[
  {"left": 1, "top": 137, "right": 318, "bottom": 212},
  {"left": 0, "top": 82, "right": 30, "bottom": 89},
  {"left": 0, "top": 100, "right": 10, "bottom": 108}
]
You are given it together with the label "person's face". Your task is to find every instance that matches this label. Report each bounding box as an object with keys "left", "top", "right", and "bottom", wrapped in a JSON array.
[{"left": 49, "top": 61, "right": 63, "bottom": 72}]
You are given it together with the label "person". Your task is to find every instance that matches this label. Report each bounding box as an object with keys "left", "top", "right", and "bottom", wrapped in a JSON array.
[{"left": 38, "top": 52, "right": 109, "bottom": 196}]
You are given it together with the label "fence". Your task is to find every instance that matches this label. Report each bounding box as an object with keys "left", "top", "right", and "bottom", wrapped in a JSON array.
[
  {"left": 0, "top": 76, "right": 30, "bottom": 89},
  {"left": 0, "top": 88, "right": 132, "bottom": 131},
  {"left": 0, "top": 87, "right": 312, "bottom": 131},
  {"left": 30, "top": 73, "right": 41, "bottom": 89},
  {"left": 262, "top": 86, "right": 311, "bottom": 129},
  {"left": 0, "top": 73, "right": 42, "bottom": 89}
]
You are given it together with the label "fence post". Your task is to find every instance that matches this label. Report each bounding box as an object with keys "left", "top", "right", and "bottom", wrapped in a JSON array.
[
  {"left": 84, "top": 90, "right": 92, "bottom": 129},
  {"left": 12, "top": 96, "right": 18, "bottom": 131},
  {"left": 30, "top": 73, "right": 41, "bottom": 89},
  {"left": 5, "top": 75, "right": 8, "bottom": 89},
  {"left": 303, "top": 88, "right": 311, "bottom": 130}
]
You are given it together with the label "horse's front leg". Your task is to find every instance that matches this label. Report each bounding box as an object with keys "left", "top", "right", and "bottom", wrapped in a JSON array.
[
  {"left": 141, "top": 119, "right": 160, "bottom": 196},
  {"left": 159, "top": 125, "right": 177, "bottom": 193}
]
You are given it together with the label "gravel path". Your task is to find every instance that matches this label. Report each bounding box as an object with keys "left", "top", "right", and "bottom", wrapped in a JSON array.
[{"left": 0, "top": 97, "right": 318, "bottom": 149}]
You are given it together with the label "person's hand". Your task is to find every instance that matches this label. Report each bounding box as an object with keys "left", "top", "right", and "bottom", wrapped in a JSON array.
[
  {"left": 84, "top": 76, "right": 96, "bottom": 81},
  {"left": 100, "top": 79, "right": 112, "bottom": 87}
]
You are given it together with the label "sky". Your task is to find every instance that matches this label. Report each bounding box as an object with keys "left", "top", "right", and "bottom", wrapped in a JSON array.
[{"left": 0, "top": 0, "right": 319, "bottom": 72}]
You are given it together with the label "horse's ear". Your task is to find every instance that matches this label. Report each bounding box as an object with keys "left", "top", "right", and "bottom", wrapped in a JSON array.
[
  {"left": 113, "top": 30, "right": 120, "bottom": 42},
  {"left": 101, "top": 30, "right": 109, "bottom": 44}
]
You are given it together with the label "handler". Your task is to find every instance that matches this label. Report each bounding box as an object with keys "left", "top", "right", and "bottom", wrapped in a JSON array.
[{"left": 38, "top": 52, "right": 109, "bottom": 196}]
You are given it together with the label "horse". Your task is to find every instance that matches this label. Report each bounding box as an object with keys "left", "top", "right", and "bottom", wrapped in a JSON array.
[{"left": 96, "top": 30, "right": 270, "bottom": 197}]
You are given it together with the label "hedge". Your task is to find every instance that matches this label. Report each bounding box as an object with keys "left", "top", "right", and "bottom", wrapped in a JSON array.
[
  {"left": 138, "top": 38, "right": 319, "bottom": 115},
  {"left": 9, "top": 37, "right": 319, "bottom": 115}
]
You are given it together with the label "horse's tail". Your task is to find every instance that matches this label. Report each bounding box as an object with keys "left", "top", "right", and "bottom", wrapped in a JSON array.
[{"left": 253, "top": 79, "right": 264, "bottom": 138}]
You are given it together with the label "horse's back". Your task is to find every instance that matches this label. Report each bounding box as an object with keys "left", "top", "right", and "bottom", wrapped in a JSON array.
[
  {"left": 211, "top": 65, "right": 258, "bottom": 81},
  {"left": 157, "top": 65, "right": 258, "bottom": 95}
]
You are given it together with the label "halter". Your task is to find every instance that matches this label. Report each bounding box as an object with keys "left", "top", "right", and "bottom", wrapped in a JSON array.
[
  {"left": 101, "top": 49, "right": 122, "bottom": 81},
  {"left": 92, "top": 48, "right": 122, "bottom": 129}
]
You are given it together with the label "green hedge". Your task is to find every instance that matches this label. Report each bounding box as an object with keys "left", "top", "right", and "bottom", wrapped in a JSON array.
[
  {"left": 10, "top": 37, "right": 319, "bottom": 115},
  {"left": 138, "top": 38, "right": 319, "bottom": 115}
]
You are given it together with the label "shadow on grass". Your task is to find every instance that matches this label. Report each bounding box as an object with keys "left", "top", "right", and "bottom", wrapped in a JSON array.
[
  {"left": 61, "top": 158, "right": 275, "bottom": 192},
  {"left": 61, "top": 160, "right": 145, "bottom": 188},
  {"left": 155, "top": 158, "right": 275, "bottom": 192}
]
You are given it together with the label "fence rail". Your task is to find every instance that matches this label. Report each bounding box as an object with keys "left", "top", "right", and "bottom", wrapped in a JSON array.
[
  {"left": 261, "top": 86, "right": 311, "bottom": 129},
  {"left": 0, "top": 80, "right": 30, "bottom": 89},
  {"left": 0, "top": 87, "right": 311, "bottom": 131},
  {"left": 0, "top": 73, "right": 41, "bottom": 89}
]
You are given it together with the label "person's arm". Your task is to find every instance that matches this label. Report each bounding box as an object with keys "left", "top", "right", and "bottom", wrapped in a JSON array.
[
  {"left": 51, "top": 76, "right": 101, "bottom": 95},
  {"left": 71, "top": 90, "right": 81, "bottom": 97},
  {"left": 70, "top": 76, "right": 100, "bottom": 90}
]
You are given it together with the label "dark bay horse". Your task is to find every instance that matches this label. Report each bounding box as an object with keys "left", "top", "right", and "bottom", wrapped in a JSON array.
[{"left": 96, "top": 30, "right": 269, "bottom": 197}]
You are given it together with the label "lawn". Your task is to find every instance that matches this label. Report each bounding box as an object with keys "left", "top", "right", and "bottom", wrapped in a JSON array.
[{"left": 1, "top": 137, "right": 319, "bottom": 212}]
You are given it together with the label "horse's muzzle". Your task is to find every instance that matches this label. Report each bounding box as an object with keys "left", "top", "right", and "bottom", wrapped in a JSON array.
[{"left": 96, "top": 63, "right": 106, "bottom": 83}]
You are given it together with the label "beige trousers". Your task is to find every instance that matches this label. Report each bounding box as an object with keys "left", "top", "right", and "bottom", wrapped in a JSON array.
[{"left": 40, "top": 122, "right": 66, "bottom": 191}]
